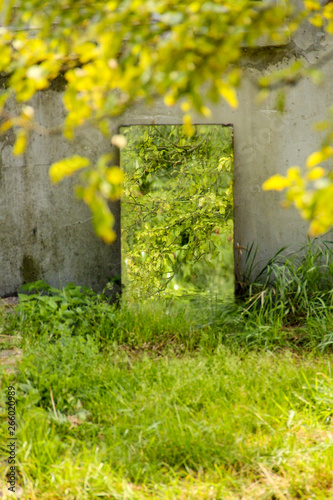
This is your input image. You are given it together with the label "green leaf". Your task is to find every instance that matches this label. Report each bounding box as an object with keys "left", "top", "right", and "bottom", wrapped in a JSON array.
[{"left": 49, "top": 156, "right": 91, "bottom": 184}]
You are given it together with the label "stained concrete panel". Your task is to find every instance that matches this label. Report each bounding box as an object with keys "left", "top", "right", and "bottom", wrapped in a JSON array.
[{"left": 0, "top": 91, "right": 120, "bottom": 296}]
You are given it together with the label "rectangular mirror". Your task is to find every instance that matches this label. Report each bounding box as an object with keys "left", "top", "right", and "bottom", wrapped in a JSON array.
[{"left": 120, "top": 124, "right": 234, "bottom": 301}]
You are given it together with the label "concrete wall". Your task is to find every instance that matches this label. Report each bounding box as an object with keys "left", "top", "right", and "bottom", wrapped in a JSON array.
[
  {"left": 0, "top": 90, "right": 121, "bottom": 296},
  {"left": 0, "top": 10, "right": 332, "bottom": 296}
]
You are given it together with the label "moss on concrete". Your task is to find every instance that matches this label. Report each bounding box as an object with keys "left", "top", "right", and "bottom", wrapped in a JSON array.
[{"left": 20, "top": 255, "right": 41, "bottom": 283}]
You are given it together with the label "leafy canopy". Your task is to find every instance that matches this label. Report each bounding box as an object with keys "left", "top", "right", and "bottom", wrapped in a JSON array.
[
  {"left": 0, "top": 0, "right": 332, "bottom": 239},
  {"left": 121, "top": 124, "right": 234, "bottom": 298}
]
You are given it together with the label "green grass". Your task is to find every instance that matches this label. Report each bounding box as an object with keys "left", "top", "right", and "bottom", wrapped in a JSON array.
[
  {"left": 1, "top": 333, "right": 333, "bottom": 499},
  {"left": 1, "top": 239, "right": 333, "bottom": 500},
  {"left": 0, "top": 321, "right": 333, "bottom": 497}
]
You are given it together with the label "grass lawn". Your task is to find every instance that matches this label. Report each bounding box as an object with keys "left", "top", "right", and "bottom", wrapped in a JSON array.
[{"left": 0, "top": 285, "right": 333, "bottom": 499}]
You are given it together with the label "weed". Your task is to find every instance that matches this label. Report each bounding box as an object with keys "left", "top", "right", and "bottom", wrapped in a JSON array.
[{"left": 16, "top": 281, "right": 117, "bottom": 341}]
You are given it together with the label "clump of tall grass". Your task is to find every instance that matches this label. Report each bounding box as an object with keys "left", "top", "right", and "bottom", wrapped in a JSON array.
[{"left": 239, "top": 238, "right": 333, "bottom": 325}]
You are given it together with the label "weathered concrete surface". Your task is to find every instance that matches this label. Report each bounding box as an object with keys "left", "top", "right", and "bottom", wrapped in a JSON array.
[
  {"left": 0, "top": 91, "right": 120, "bottom": 296},
  {"left": 0, "top": 4, "right": 332, "bottom": 295}
]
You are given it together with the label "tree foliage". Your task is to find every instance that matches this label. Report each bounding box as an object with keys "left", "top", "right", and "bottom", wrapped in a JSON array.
[
  {"left": 0, "top": 0, "right": 332, "bottom": 239},
  {"left": 121, "top": 124, "right": 234, "bottom": 298}
]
